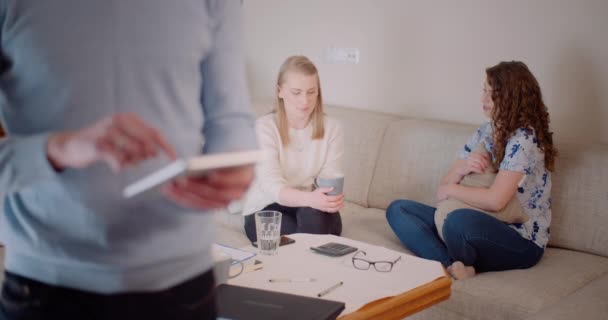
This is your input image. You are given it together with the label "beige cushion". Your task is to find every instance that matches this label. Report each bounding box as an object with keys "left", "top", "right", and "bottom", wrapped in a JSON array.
[
  {"left": 214, "top": 209, "right": 245, "bottom": 233},
  {"left": 414, "top": 248, "right": 608, "bottom": 320},
  {"left": 549, "top": 143, "right": 608, "bottom": 257},
  {"left": 369, "top": 118, "right": 477, "bottom": 209},
  {"left": 215, "top": 227, "right": 252, "bottom": 249},
  {"left": 525, "top": 272, "right": 608, "bottom": 320},
  {"left": 434, "top": 144, "right": 528, "bottom": 241},
  {"left": 324, "top": 106, "right": 398, "bottom": 207},
  {"left": 408, "top": 307, "right": 474, "bottom": 320},
  {"left": 339, "top": 202, "right": 411, "bottom": 253}
]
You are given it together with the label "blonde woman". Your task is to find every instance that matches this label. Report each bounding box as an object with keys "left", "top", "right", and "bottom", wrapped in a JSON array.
[{"left": 243, "top": 56, "right": 344, "bottom": 243}]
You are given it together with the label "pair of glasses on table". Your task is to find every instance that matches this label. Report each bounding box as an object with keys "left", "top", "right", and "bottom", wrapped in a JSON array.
[{"left": 351, "top": 250, "right": 402, "bottom": 272}]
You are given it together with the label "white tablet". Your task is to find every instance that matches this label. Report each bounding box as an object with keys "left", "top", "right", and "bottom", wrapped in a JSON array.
[{"left": 123, "top": 150, "right": 265, "bottom": 198}]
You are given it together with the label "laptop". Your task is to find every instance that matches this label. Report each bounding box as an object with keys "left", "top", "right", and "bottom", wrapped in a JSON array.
[{"left": 216, "top": 284, "right": 345, "bottom": 320}]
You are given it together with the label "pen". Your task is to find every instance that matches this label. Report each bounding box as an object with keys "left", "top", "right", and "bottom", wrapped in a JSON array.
[
  {"left": 268, "top": 278, "right": 317, "bottom": 283},
  {"left": 317, "top": 281, "right": 343, "bottom": 297}
]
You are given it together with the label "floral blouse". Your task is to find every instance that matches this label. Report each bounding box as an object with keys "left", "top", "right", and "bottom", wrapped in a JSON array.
[{"left": 458, "top": 122, "right": 551, "bottom": 248}]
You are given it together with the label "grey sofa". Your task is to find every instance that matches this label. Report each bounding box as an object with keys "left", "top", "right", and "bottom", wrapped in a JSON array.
[{"left": 215, "top": 102, "right": 608, "bottom": 319}]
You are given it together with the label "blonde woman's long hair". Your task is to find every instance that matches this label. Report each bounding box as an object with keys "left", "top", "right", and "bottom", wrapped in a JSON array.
[{"left": 275, "top": 55, "right": 324, "bottom": 147}]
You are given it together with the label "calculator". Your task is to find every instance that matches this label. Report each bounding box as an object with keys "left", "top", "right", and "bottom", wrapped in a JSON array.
[{"left": 310, "top": 242, "right": 358, "bottom": 257}]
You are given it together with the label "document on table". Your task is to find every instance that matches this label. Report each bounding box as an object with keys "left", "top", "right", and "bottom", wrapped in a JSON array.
[{"left": 213, "top": 243, "right": 256, "bottom": 264}]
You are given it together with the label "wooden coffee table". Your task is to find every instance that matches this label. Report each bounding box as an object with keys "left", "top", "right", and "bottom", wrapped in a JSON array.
[{"left": 228, "top": 233, "right": 451, "bottom": 319}]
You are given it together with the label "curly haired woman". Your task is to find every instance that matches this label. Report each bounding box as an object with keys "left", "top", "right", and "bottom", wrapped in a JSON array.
[{"left": 386, "top": 61, "right": 558, "bottom": 279}]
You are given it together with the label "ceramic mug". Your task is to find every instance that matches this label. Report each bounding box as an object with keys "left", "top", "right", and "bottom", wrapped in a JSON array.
[
  {"left": 314, "top": 174, "right": 345, "bottom": 196},
  {"left": 212, "top": 250, "right": 244, "bottom": 285}
]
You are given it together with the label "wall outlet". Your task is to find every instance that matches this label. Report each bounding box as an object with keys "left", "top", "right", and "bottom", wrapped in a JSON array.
[{"left": 326, "top": 47, "right": 360, "bottom": 64}]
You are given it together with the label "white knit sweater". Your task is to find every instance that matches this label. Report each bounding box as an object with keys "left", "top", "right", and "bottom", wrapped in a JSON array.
[{"left": 242, "top": 113, "right": 344, "bottom": 215}]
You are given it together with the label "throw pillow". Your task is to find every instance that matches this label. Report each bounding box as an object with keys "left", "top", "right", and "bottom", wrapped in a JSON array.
[{"left": 435, "top": 144, "right": 529, "bottom": 242}]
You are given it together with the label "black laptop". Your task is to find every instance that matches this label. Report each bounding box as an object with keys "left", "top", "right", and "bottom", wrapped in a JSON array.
[{"left": 216, "top": 284, "right": 345, "bottom": 320}]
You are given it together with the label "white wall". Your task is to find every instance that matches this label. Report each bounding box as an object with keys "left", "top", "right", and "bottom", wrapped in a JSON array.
[{"left": 243, "top": 0, "right": 608, "bottom": 144}]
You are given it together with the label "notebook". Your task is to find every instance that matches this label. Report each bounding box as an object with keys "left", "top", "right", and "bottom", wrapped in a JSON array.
[
  {"left": 213, "top": 243, "right": 256, "bottom": 265},
  {"left": 216, "top": 284, "right": 345, "bottom": 320},
  {"left": 123, "top": 150, "right": 265, "bottom": 198}
]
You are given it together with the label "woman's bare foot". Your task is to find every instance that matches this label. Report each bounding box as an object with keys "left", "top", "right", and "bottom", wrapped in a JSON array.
[{"left": 448, "top": 261, "right": 476, "bottom": 280}]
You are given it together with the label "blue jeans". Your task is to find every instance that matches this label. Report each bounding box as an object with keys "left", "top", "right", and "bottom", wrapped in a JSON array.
[{"left": 385, "top": 199, "right": 544, "bottom": 272}]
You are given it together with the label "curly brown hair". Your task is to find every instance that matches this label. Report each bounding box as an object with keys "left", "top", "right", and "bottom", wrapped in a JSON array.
[{"left": 486, "top": 61, "right": 557, "bottom": 172}]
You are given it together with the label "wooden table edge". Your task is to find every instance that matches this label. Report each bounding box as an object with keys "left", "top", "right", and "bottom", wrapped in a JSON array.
[{"left": 338, "top": 275, "right": 452, "bottom": 320}]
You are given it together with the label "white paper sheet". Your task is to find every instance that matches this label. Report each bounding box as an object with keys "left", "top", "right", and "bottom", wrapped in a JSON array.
[{"left": 213, "top": 243, "right": 256, "bottom": 263}]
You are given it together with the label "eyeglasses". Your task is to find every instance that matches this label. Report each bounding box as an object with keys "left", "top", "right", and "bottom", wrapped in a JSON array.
[{"left": 351, "top": 251, "right": 402, "bottom": 272}]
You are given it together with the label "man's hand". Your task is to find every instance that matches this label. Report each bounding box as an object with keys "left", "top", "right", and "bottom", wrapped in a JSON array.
[
  {"left": 162, "top": 165, "right": 255, "bottom": 210},
  {"left": 46, "top": 113, "right": 176, "bottom": 171}
]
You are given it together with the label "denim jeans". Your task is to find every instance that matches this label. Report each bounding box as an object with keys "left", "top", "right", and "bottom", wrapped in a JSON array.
[
  {"left": 244, "top": 203, "right": 342, "bottom": 243},
  {"left": 0, "top": 269, "right": 217, "bottom": 320},
  {"left": 385, "top": 199, "right": 544, "bottom": 272}
]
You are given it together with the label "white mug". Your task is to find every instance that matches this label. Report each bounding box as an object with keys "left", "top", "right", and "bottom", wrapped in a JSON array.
[{"left": 212, "top": 250, "right": 244, "bottom": 285}]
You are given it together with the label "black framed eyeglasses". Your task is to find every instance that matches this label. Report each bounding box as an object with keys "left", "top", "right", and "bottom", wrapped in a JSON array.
[{"left": 351, "top": 250, "right": 402, "bottom": 272}]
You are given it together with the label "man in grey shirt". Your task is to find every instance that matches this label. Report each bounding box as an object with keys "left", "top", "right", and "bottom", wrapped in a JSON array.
[{"left": 0, "top": 1, "right": 256, "bottom": 319}]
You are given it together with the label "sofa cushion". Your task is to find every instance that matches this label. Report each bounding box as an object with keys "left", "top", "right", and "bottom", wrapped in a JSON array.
[
  {"left": 339, "top": 202, "right": 410, "bottom": 253},
  {"left": 324, "top": 106, "right": 398, "bottom": 207},
  {"left": 416, "top": 248, "right": 608, "bottom": 320},
  {"left": 550, "top": 143, "right": 608, "bottom": 257},
  {"left": 214, "top": 220, "right": 252, "bottom": 249},
  {"left": 408, "top": 307, "right": 474, "bottom": 320},
  {"left": 368, "top": 118, "right": 477, "bottom": 209},
  {"left": 525, "top": 272, "right": 608, "bottom": 320},
  {"left": 214, "top": 210, "right": 245, "bottom": 234}
]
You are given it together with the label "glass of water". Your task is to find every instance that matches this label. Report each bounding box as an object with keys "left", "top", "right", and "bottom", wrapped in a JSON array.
[{"left": 255, "top": 211, "right": 282, "bottom": 255}]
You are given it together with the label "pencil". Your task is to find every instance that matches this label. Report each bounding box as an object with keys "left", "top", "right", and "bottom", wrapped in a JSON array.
[{"left": 317, "top": 281, "right": 343, "bottom": 297}]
